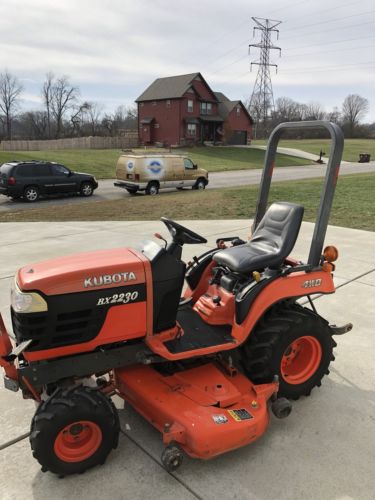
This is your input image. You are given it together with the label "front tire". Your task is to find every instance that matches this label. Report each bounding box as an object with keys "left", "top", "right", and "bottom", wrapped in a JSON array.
[
  {"left": 240, "top": 303, "right": 336, "bottom": 400},
  {"left": 30, "top": 386, "right": 120, "bottom": 476},
  {"left": 193, "top": 178, "right": 206, "bottom": 190},
  {"left": 23, "top": 186, "right": 39, "bottom": 202},
  {"left": 80, "top": 182, "right": 94, "bottom": 197}
]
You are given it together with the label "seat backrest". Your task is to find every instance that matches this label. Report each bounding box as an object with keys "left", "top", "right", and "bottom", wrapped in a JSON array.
[{"left": 251, "top": 202, "right": 304, "bottom": 263}]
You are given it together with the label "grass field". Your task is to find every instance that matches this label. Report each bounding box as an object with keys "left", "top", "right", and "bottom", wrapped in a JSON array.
[
  {"left": 1, "top": 173, "right": 374, "bottom": 231},
  {"left": 0, "top": 147, "right": 312, "bottom": 178},
  {"left": 252, "top": 138, "right": 375, "bottom": 162}
]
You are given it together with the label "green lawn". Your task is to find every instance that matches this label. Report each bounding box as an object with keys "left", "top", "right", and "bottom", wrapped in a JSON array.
[
  {"left": 0, "top": 147, "right": 312, "bottom": 178},
  {"left": 2, "top": 173, "right": 374, "bottom": 232},
  {"left": 252, "top": 138, "right": 375, "bottom": 162}
]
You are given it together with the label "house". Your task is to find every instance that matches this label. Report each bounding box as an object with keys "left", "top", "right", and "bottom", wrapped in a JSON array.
[{"left": 135, "top": 72, "right": 253, "bottom": 147}]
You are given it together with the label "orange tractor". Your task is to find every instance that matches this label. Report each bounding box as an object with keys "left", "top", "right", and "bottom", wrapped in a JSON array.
[{"left": 0, "top": 121, "right": 352, "bottom": 476}]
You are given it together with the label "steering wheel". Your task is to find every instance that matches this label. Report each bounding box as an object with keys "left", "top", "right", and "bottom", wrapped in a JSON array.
[{"left": 161, "top": 217, "right": 207, "bottom": 245}]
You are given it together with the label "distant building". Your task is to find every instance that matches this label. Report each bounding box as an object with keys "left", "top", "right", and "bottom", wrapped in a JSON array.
[{"left": 136, "top": 72, "right": 253, "bottom": 146}]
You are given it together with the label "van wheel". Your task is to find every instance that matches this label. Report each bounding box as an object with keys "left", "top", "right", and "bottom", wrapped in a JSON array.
[
  {"left": 146, "top": 182, "right": 159, "bottom": 196},
  {"left": 24, "top": 186, "right": 40, "bottom": 202},
  {"left": 126, "top": 188, "right": 137, "bottom": 195},
  {"left": 193, "top": 179, "right": 206, "bottom": 190}
]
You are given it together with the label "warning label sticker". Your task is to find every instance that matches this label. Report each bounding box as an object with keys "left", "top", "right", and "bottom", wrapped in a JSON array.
[
  {"left": 227, "top": 409, "right": 253, "bottom": 421},
  {"left": 212, "top": 414, "right": 228, "bottom": 424}
]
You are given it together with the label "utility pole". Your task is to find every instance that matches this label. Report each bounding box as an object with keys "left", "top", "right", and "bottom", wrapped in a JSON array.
[{"left": 249, "top": 17, "right": 281, "bottom": 138}]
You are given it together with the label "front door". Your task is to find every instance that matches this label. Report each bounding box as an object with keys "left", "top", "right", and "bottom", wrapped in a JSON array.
[
  {"left": 49, "top": 164, "right": 77, "bottom": 193},
  {"left": 183, "top": 158, "right": 196, "bottom": 187}
]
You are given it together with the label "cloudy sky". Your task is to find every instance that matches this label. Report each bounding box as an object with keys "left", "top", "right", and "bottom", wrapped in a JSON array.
[{"left": 1, "top": 0, "right": 375, "bottom": 119}]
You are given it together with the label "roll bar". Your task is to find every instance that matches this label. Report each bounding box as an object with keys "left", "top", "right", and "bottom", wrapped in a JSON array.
[{"left": 252, "top": 121, "right": 344, "bottom": 267}]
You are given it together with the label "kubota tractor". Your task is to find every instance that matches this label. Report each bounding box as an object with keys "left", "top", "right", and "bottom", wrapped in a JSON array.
[{"left": 0, "top": 121, "right": 352, "bottom": 476}]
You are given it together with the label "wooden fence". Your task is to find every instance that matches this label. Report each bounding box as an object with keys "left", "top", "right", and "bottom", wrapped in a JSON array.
[{"left": 0, "top": 132, "right": 139, "bottom": 151}]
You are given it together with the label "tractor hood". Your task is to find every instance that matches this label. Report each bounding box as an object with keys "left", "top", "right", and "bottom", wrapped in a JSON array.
[{"left": 17, "top": 247, "right": 146, "bottom": 296}]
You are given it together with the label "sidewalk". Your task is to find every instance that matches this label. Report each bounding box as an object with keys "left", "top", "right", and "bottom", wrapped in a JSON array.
[{"left": 1, "top": 220, "right": 374, "bottom": 500}]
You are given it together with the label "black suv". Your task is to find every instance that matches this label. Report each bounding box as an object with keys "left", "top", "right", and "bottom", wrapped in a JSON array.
[{"left": 0, "top": 161, "right": 98, "bottom": 202}]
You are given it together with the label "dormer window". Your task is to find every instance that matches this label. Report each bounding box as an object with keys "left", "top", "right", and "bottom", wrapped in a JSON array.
[{"left": 236, "top": 106, "right": 241, "bottom": 116}]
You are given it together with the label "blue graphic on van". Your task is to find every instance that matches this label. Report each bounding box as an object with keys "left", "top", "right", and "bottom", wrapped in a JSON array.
[
  {"left": 147, "top": 160, "right": 163, "bottom": 174},
  {"left": 127, "top": 161, "right": 134, "bottom": 170}
]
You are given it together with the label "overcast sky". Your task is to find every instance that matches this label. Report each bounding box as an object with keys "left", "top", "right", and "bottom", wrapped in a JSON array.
[{"left": 1, "top": 0, "right": 375, "bottom": 120}]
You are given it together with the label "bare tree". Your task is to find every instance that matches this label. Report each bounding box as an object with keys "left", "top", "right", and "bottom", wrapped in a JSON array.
[
  {"left": 304, "top": 102, "right": 325, "bottom": 121},
  {"left": 50, "top": 76, "right": 79, "bottom": 138},
  {"left": 342, "top": 94, "right": 369, "bottom": 137},
  {"left": 326, "top": 106, "right": 341, "bottom": 124},
  {"left": 85, "top": 101, "right": 104, "bottom": 135},
  {"left": 42, "top": 72, "right": 54, "bottom": 138},
  {"left": 0, "top": 71, "right": 23, "bottom": 139},
  {"left": 19, "top": 111, "right": 48, "bottom": 139}
]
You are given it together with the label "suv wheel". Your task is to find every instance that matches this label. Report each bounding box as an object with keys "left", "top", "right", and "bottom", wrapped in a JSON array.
[
  {"left": 80, "top": 182, "right": 94, "bottom": 197},
  {"left": 24, "top": 186, "right": 40, "bottom": 202}
]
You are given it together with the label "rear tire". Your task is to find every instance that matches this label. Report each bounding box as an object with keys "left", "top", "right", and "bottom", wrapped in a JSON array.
[
  {"left": 23, "top": 186, "right": 39, "bottom": 202},
  {"left": 80, "top": 182, "right": 94, "bottom": 197},
  {"left": 30, "top": 386, "right": 119, "bottom": 476},
  {"left": 146, "top": 182, "right": 159, "bottom": 195},
  {"left": 240, "top": 302, "right": 336, "bottom": 400}
]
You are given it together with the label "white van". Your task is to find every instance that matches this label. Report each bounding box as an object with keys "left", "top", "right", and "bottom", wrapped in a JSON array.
[{"left": 114, "top": 153, "right": 208, "bottom": 195}]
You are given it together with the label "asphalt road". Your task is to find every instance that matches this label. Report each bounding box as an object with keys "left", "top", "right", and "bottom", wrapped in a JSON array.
[{"left": 0, "top": 161, "right": 373, "bottom": 212}]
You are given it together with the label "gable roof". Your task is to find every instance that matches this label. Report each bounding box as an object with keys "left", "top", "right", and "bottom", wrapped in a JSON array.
[
  {"left": 215, "top": 94, "right": 254, "bottom": 124},
  {"left": 136, "top": 72, "right": 218, "bottom": 102},
  {"left": 214, "top": 91, "right": 230, "bottom": 102}
]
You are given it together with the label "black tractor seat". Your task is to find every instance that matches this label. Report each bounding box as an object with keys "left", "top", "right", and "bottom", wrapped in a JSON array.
[{"left": 213, "top": 202, "right": 304, "bottom": 274}]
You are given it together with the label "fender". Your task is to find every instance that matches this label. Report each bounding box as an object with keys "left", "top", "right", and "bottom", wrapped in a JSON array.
[{"left": 232, "top": 270, "right": 335, "bottom": 343}]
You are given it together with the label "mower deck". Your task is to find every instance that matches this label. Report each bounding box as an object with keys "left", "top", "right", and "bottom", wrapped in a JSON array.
[
  {"left": 115, "top": 362, "right": 277, "bottom": 459},
  {"left": 165, "top": 306, "right": 233, "bottom": 353}
]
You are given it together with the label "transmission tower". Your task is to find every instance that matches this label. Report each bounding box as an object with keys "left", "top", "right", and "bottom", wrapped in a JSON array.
[{"left": 249, "top": 17, "right": 281, "bottom": 137}]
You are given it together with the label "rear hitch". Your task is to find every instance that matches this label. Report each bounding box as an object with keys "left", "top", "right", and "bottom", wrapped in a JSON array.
[{"left": 330, "top": 323, "right": 353, "bottom": 335}]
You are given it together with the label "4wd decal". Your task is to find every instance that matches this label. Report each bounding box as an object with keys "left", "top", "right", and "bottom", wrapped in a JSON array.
[
  {"left": 302, "top": 278, "right": 322, "bottom": 289},
  {"left": 84, "top": 272, "right": 137, "bottom": 288}
]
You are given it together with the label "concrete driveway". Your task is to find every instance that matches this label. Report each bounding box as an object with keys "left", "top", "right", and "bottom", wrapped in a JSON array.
[
  {"left": 0, "top": 161, "right": 374, "bottom": 212},
  {"left": 0, "top": 220, "right": 374, "bottom": 499}
]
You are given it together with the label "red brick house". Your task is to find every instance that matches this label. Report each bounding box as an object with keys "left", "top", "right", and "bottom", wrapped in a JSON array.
[{"left": 135, "top": 72, "right": 253, "bottom": 146}]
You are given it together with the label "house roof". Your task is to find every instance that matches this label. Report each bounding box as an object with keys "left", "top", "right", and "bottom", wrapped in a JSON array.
[
  {"left": 136, "top": 72, "right": 202, "bottom": 102},
  {"left": 214, "top": 92, "right": 230, "bottom": 102},
  {"left": 216, "top": 96, "right": 254, "bottom": 124}
]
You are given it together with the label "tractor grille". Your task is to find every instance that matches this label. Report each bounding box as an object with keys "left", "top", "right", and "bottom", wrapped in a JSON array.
[
  {"left": 12, "top": 283, "right": 146, "bottom": 351},
  {"left": 12, "top": 307, "right": 106, "bottom": 351}
]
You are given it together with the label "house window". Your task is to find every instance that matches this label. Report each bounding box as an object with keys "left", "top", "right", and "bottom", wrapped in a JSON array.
[
  {"left": 200, "top": 102, "right": 212, "bottom": 115},
  {"left": 154, "top": 123, "right": 159, "bottom": 129},
  {"left": 187, "top": 99, "right": 193, "bottom": 113},
  {"left": 187, "top": 123, "right": 196, "bottom": 136},
  {"left": 236, "top": 106, "right": 241, "bottom": 116},
  {"left": 140, "top": 102, "right": 144, "bottom": 107},
  {"left": 166, "top": 100, "right": 171, "bottom": 108}
]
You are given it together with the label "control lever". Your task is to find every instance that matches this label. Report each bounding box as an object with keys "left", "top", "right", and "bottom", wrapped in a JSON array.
[{"left": 154, "top": 233, "right": 167, "bottom": 248}]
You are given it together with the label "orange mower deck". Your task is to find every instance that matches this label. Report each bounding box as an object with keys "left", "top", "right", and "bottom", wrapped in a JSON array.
[{"left": 115, "top": 362, "right": 278, "bottom": 459}]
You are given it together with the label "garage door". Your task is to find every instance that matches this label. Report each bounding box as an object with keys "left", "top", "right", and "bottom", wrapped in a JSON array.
[{"left": 227, "top": 130, "right": 247, "bottom": 145}]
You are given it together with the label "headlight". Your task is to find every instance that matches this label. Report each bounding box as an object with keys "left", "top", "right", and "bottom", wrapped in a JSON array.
[{"left": 11, "top": 281, "right": 48, "bottom": 314}]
